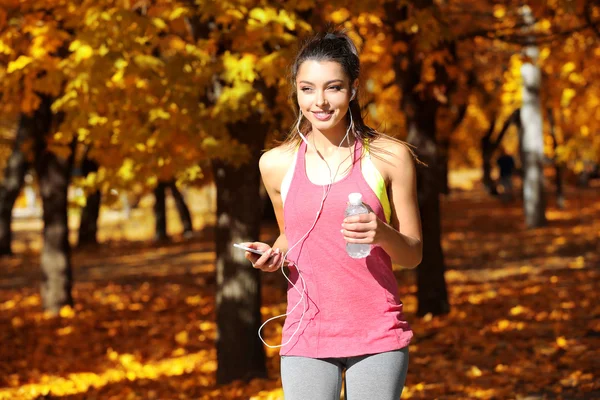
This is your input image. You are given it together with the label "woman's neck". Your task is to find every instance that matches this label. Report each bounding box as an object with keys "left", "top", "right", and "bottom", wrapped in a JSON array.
[{"left": 308, "top": 126, "right": 354, "bottom": 156}]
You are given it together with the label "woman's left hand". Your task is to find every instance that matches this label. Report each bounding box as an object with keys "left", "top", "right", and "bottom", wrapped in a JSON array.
[{"left": 341, "top": 203, "right": 385, "bottom": 245}]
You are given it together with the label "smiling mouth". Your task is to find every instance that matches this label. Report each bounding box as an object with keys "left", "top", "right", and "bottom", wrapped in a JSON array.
[{"left": 312, "top": 111, "right": 334, "bottom": 121}]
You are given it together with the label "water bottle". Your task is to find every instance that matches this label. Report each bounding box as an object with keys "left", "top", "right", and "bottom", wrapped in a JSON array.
[{"left": 344, "top": 193, "right": 371, "bottom": 259}]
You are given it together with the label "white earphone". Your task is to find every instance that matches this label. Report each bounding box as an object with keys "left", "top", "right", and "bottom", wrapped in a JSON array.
[
  {"left": 258, "top": 106, "right": 355, "bottom": 349},
  {"left": 350, "top": 87, "right": 357, "bottom": 101}
]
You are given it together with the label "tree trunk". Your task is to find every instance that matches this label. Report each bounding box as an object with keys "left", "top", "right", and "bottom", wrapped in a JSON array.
[
  {"left": 520, "top": 6, "right": 546, "bottom": 228},
  {"left": 180, "top": 10, "right": 267, "bottom": 381},
  {"left": 547, "top": 107, "right": 564, "bottom": 209},
  {"left": 180, "top": 12, "right": 270, "bottom": 382},
  {"left": 0, "top": 117, "right": 31, "bottom": 255},
  {"left": 79, "top": 190, "right": 101, "bottom": 246},
  {"left": 520, "top": 149, "right": 546, "bottom": 226},
  {"left": 554, "top": 161, "right": 564, "bottom": 208},
  {"left": 481, "top": 117, "right": 497, "bottom": 194},
  {"left": 385, "top": 0, "right": 449, "bottom": 316},
  {"left": 33, "top": 97, "right": 73, "bottom": 314},
  {"left": 406, "top": 98, "right": 450, "bottom": 316},
  {"left": 439, "top": 102, "right": 468, "bottom": 195},
  {"left": 213, "top": 118, "right": 268, "bottom": 384},
  {"left": 153, "top": 181, "right": 168, "bottom": 241},
  {"left": 166, "top": 180, "right": 193, "bottom": 235},
  {"left": 438, "top": 138, "right": 450, "bottom": 195},
  {"left": 78, "top": 158, "right": 100, "bottom": 246}
]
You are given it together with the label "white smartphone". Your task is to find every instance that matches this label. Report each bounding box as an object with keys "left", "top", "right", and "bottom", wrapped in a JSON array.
[{"left": 233, "top": 243, "right": 266, "bottom": 256}]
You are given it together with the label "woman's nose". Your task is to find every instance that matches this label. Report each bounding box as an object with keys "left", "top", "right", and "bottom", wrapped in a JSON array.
[{"left": 315, "top": 90, "right": 328, "bottom": 107}]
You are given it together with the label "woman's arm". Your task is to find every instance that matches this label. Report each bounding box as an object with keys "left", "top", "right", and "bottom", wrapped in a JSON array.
[
  {"left": 341, "top": 139, "right": 423, "bottom": 268},
  {"left": 242, "top": 147, "right": 292, "bottom": 272}
]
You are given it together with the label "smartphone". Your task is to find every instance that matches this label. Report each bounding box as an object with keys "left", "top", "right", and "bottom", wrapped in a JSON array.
[{"left": 233, "top": 243, "right": 266, "bottom": 256}]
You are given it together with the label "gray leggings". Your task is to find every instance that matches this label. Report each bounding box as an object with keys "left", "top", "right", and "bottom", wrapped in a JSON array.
[{"left": 280, "top": 347, "right": 409, "bottom": 400}]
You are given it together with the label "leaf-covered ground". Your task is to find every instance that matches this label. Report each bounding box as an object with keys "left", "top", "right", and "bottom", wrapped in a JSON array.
[{"left": 0, "top": 180, "right": 598, "bottom": 399}]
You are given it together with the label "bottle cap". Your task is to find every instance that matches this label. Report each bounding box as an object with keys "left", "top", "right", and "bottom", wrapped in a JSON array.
[{"left": 348, "top": 192, "right": 363, "bottom": 205}]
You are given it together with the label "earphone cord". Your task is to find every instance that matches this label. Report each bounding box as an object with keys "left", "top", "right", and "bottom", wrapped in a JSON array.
[{"left": 258, "top": 110, "right": 354, "bottom": 349}]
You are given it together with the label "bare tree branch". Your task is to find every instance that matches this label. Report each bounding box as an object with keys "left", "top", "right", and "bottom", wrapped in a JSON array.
[
  {"left": 457, "top": 23, "right": 593, "bottom": 45},
  {"left": 493, "top": 108, "right": 520, "bottom": 148}
]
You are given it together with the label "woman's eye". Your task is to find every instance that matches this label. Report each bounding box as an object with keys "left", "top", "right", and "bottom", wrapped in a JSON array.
[
  {"left": 328, "top": 86, "right": 342, "bottom": 91},
  {"left": 300, "top": 87, "right": 313, "bottom": 92}
]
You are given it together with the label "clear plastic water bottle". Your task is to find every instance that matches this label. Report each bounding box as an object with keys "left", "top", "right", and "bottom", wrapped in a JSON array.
[{"left": 344, "top": 193, "right": 371, "bottom": 259}]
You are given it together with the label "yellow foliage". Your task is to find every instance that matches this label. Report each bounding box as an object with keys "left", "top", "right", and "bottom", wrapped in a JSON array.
[
  {"left": 561, "top": 61, "right": 576, "bottom": 75},
  {"left": 467, "top": 365, "right": 483, "bottom": 378},
  {"left": 0, "top": 0, "right": 598, "bottom": 191},
  {"left": 59, "top": 306, "right": 75, "bottom": 318},
  {"left": 168, "top": 7, "right": 188, "bottom": 21},
  {"left": 561, "top": 88, "right": 576, "bottom": 107},
  {"left": 117, "top": 159, "right": 136, "bottom": 182},
  {"left": 133, "top": 54, "right": 164, "bottom": 70},
  {"left": 149, "top": 108, "right": 171, "bottom": 122},
  {"left": 493, "top": 6, "right": 506, "bottom": 19},
  {"left": 7, "top": 55, "right": 33, "bottom": 73},
  {"left": 222, "top": 52, "right": 258, "bottom": 83},
  {"left": 538, "top": 19, "right": 552, "bottom": 32},
  {"left": 175, "top": 331, "right": 189, "bottom": 345},
  {"left": 539, "top": 47, "right": 551, "bottom": 61},
  {"left": 151, "top": 17, "right": 167, "bottom": 30},
  {"left": 330, "top": 8, "right": 350, "bottom": 24},
  {"left": 0, "top": 38, "right": 13, "bottom": 54},
  {"left": 556, "top": 336, "right": 568, "bottom": 348}
]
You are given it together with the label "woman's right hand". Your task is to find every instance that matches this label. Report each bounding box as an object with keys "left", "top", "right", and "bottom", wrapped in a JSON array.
[{"left": 239, "top": 242, "right": 283, "bottom": 272}]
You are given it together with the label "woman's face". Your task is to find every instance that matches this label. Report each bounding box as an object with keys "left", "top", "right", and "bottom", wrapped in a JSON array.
[{"left": 296, "top": 60, "right": 355, "bottom": 134}]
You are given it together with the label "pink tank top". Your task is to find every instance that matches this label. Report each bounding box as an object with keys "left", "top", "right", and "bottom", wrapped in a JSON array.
[{"left": 281, "top": 139, "right": 412, "bottom": 358}]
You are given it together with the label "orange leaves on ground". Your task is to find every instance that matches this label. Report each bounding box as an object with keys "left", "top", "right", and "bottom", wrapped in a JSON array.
[{"left": 1, "top": 183, "right": 599, "bottom": 399}]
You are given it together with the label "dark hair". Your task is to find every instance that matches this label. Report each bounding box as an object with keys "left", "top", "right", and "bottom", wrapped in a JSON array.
[
  {"left": 279, "top": 30, "right": 421, "bottom": 167},
  {"left": 283, "top": 30, "right": 380, "bottom": 148}
]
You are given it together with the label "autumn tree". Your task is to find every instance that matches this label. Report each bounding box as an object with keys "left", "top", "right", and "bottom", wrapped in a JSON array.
[
  {"left": 376, "top": 0, "right": 453, "bottom": 316},
  {"left": 0, "top": 0, "right": 76, "bottom": 312},
  {"left": 183, "top": 2, "right": 319, "bottom": 383},
  {"left": 0, "top": 1, "right": 219, "bottom": 312}
]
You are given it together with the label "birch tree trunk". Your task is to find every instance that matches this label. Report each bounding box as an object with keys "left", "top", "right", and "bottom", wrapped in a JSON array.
[{"left": 519, "top": 6, "right": 547, "bottom": 228}]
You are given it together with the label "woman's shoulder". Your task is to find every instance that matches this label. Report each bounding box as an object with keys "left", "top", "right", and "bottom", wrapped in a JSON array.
[
  {"left": 366, "top": 135, "right": 416, "bottom": 167},
  {"left": 259, "top": 142, "right": 298, "bottom": 182},
  {"left": 260, "top": 142, "right": 297, "bottom": 166}
]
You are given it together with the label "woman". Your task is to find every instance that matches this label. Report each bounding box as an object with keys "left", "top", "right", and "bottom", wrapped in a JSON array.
[{"left": 242, "top": 30, "right": 422, "bottom": 400}]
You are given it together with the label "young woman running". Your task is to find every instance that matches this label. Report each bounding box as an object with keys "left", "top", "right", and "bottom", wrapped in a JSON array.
[{"left": 241, "top": 30, "right": 422, "bottom": 400}]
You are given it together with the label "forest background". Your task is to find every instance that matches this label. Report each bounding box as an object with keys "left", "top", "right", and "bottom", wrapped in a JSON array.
[{"left": 0, "top": 0, "right": 599, "bottom": 399}]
